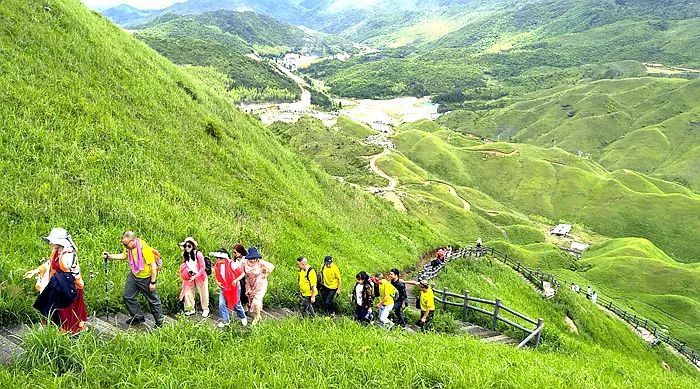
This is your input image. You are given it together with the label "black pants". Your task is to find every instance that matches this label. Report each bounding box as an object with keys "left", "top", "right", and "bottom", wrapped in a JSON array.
[
  {"left": 323, "top": 287, "right": 338, "bottom": 314},
  {"left": 300, "top": 295, "right": 315, "bottom": 317},
  {"left": 417, "top": 310, "right": 434, "bottom": 331},
  {"left": 355, "top": 305, "right": 370, "bottom": 324},
  {"left": 393, "top": 299, "right": 407, "bottom": 327}
]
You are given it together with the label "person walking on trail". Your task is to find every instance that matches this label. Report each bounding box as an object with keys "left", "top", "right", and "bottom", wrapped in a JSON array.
[
  {"left": 321, "top": 255, "right": 341, "bottom": 315},
  {"left": 178, "top": 237, "right": 209, "bottom": 317},
  {"left": 591, "top": 291, "right": 598, "bottom": 305},
  {"left": 296, "top": 257, "right": 317, "bottom": 317},
  {"left": 213, "top": 248, "right": 247, "bottom": 327},
  {"left": 232, "top": 244, "right": 249, "bottom": 310},
  {"left": 103, "top": 231, "right": 164, "bottom": 327},
  {"left": 24, "top": 228, "right": 88, "bottom": 334},
  {"left": 350, "top": 271, "right": 374, "bottom": 324},
  {"left": 388, "top": 268, "right": 407, "bottom": 327},
  {"left": 586, "top": 286, "right": 592, "bottom": 298},
  {"left": 373, "top": 272, "right": 396, "bottom": 328},
  {"left": 243, "top": 246, "right": 275, "bottom": 325},
  {"left": 405, "top": 280, "right": 435, "bottom": 331}
]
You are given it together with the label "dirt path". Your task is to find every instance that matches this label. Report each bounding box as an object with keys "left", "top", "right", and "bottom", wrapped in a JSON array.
[
  {"left": 369, "top": 149, "right": 397, "bottom": 191},
  {"left": 428, "top": 181, "right": 471, "bottom": 211}
]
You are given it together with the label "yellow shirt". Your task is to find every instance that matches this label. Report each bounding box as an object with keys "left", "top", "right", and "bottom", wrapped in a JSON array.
[
  {"left": 379, "top": 280, "right": 396, "bottom": 306},
  {"left": 322, "top": 263, "right": 341, "bottom": 289},
  {"left": 420, "top": 287, "right": 435, "bottom": 312},
  {"left": 299, "top": 268, "right": 317, "bottom": 297},
  {"left": 123, "top": 240, "right": 155, "bottom": 279}
]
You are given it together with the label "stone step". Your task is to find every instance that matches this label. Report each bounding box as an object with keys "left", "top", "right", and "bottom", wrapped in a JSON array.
[
  {"left": 460, "top": 324, "right": 500, "bottom": 338},
  {"left": 0, "top": 323, "right": 31, "bottom": 346},
  {"left": 90, "top": 316, "right": 117, "bottom": 337},
  {"left": 0, "top": 334, "right": 23, "bottom": 365},
  {"left": 482, "top": 334, "right": 516, "bottom": 344}
]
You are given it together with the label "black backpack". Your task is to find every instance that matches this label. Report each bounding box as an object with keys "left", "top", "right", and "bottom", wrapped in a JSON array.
[
  {"left": 317, "top": 265, "right": 326, "bottom": 290},
  {"left": 204, "top": 255, "right": 212, "bottom": 276},
  {"left": 304, "top": 268, "right": 319, "bottom": 293}
]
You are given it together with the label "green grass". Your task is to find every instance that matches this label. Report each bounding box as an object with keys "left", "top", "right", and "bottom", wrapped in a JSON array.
[
  {"left": 442, "top": 77, "right": 700, "bottom": 190},
  {"left": 1, "top": 316, "right": 698, "bottom": 387},
  {"left": 431, "top": 256, "right": 700, "bottom": 380},
  {"left": 0, "top": 0, "right": 447, "bottom": 324}
]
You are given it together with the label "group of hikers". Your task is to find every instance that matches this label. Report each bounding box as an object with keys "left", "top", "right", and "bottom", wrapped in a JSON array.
[
  {"left": 24, "top": 228, "right": 436, "bottom": 334},
  {"left": 570, "top": 283, "right": 598, "bottom": 304}
]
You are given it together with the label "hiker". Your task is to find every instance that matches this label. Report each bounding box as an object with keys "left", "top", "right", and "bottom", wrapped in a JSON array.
[
  {"left": 586, "top": 286, "right": 592, "bottom": 298},
  {"left": 350, "top": 271, "right": 374, "bottom": 324},
  {"left": 591, "top": 291, "right": 598, "bottom": 305},
  {"left": 243, "top": 246, "right": 275, "bottom": 325},
  {"left": 24, "top": 228, "right": 88, "bottom": 334},
  {"left": 213, "top": 248, "right": 247, "bottom": 327},
  {"left": 321, "top": 255, "right": 341, "bottom": 315},
  {"left": 406, "top": 280, "right": 435, "bottom": 331},
  {"left": 296, "top": 257, "right": 317, "bottom": 317},
  {"left": 570, "top": 283, "right": 577, "bottom": 292},
  {"left": 476, "top": 238, "right": 484, "bottom": 257},
  {"left": 103, "top": 231, "right": 164, "bottom": 326},
  {"left": 232, "top": 244, "right": 249, "bottom": 310},
  {"left": 476, "top": 238, "right": 483, "bottom": 249},
  {"left": 373, "top": 272, "right": 396, "bottom": 328},
  {"left": 436, "top": 248, "right": 446, "bottom": 263},
  {"left": 178, "top": 237, "right": 210, "bottom": 317},
  {"left": 388, "top": 268, "right": 408, "bottom": 327}
]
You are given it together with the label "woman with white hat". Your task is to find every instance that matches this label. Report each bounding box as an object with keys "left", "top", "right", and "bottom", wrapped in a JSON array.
[
  {"left": 23, "top": 227, "right": 88, "bottom": 333},
  {"left": 178, "top": 237, "right": 209, "bottom": 317}
]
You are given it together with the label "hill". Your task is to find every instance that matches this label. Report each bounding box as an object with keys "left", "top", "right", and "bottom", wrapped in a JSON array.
[
  {"left": 133, "top": 16, "right": 301, "bottom": 102},
  {"left": 439, "top": 77, "right": 700, "bottom": 190},
  {"left": 0, "top": 0, "right": 446, "bottom": 323}
]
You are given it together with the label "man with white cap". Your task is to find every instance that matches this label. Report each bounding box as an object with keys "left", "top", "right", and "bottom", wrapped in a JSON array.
[
  {"left": 24, "top": 227, "right": 88, "bottom": 333},
  {"left": 103, "top": 231, "right": 163, "bottom": 327}
]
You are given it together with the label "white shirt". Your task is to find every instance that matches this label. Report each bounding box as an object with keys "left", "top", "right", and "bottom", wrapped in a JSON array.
[{"left": 355, "top": 284, "right": 364, "bottom": 306}]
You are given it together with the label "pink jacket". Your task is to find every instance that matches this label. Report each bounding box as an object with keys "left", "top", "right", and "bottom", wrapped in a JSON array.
[{"left": 179, "top": 251, "right": 206, "bottom": 301}]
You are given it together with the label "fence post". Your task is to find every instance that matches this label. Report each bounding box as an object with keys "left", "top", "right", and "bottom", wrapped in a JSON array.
[
  {"left": 516, "top": 262, "right": 520, "bottom": 272},
  {"left": 621, "top": 311, "right": 626, "bottom": 321},
  {"left": 490, "top": 247, "right": 495, "bottom": 258},
  {"left": 442, "top": 287, "right": 448, "bottom": 311},
  {"left": 607, "top": 301, "right": 613, "bottom": 310},
  {"left": 503, "top": 254, "right": 508, "bottom": 264},
  {"left": 491, "top": 298, "right": 501, "bottom": 330},
  {"left": 533, "top": 318, "right": 544, "bottom": 347},
  {"left": 462, "top": 290, "right": 470, "bottom": 321}
]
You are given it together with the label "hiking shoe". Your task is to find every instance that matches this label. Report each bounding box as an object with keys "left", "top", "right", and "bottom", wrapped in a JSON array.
[
  {"left": 184, "top": 310, "right": 195, "bottom": 316},
  {"left": 202, "top": 309, "right": 210, "bottom": 318},
  {"left": 125, "top": 316, "right": 145, "bottom": 325},
  {"left": 240, "top": 317, "right": 248, "bottom": 327},
  {"left": 217, "top": 321, "right": 229, "bottom": 328}
]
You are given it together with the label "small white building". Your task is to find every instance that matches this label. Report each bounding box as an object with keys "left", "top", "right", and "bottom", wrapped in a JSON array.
[
  {"left": 551, "top": 224, "right": 572, "bottom": 236},
  {"left": 570, "top": 242, "right": 590, "bottom": 254}
]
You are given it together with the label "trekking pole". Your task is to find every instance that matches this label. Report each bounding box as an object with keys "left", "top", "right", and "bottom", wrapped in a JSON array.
[{"left": 103, "top": 256, "right": 110, "bottom": 320}]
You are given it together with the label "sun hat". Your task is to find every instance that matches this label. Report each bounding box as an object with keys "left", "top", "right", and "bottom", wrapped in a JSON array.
[
  {"left": 246, "top": 246, "right": 262, "bottom": 259},
  {"left": 210, "top": 248, "right": 230, "bottom": 260},
  {"left": 179, "top": 237, "right": 198, "bottom": 249},
  {"left": 43, "top": 228, "right": 76, "bottom": 250}
]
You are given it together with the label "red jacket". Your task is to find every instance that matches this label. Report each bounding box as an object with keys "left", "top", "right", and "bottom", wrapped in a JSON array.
[{"left": 215, "top": 258, "right": 242, "bottom": 309}]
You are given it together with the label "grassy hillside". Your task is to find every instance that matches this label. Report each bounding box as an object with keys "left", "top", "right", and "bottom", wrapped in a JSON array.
[
  {"left": 1, "top": 316, "right": 698, "bottom": 387},
  {"left": 133, "top": 16, "right": 301, "bottom": 103},
  {"left": 385, "top": 121, "right": 700, "bottom": 264},
  {"left": 270, "top": 116, "right": 385, "bottom": 187},
  {"left": 433, "top": 255, "right": 698, "bottom": 375},
  {"left": 439, "top": 77, "right": 700, "bottom": 190},
  {"left": 0, "top": 0, "right": 446, "bottom": 324}
]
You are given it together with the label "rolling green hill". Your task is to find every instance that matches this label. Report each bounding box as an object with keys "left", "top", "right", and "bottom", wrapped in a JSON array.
[
  {"left": 133, "top": 16, "right": 301, "bottom": 103},
  {"left": 0, "top": 0, "right": 444, "bottom": 323},
  {"left": 439, "top": 77, "right": 700, "bottom": 190}
]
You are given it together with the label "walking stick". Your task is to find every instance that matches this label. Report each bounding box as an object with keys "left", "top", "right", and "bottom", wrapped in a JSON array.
[{"left": 103, "top": 257, "right": 110, "bottom": 320}]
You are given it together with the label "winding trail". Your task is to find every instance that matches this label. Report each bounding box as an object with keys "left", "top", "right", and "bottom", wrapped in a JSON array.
[
  {"left": 426, "top": 180, "right": 471, "bottom": 211},
  {"left": 369, "top": 149, "right": 397, "bottom": 191}
]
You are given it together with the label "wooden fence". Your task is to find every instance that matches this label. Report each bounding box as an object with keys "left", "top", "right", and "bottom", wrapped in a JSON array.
[
  {"left": 417, "top": 247, "right": 544, "bottom": 348},
  {"left": 433, "top": 287, "right": 544, "bottom": 349},
  {"left": 443, "top": 246, "right": 699, "bottom": 368}
]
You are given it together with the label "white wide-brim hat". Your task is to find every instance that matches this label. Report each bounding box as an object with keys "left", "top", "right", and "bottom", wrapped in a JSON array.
[{"left": 42, "top": 227, "right": 74, "bottom": 248}]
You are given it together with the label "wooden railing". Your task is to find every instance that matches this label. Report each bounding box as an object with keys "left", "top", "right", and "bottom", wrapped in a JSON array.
[
  {"left": 416, "top": 247, "right": 544, "bottom": 348},
  {"left": 440, "top": 246, "right": 699, "bottom": 368},
  {"left": 433, "top": 287, "right": 544, "bottom": 348}
]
